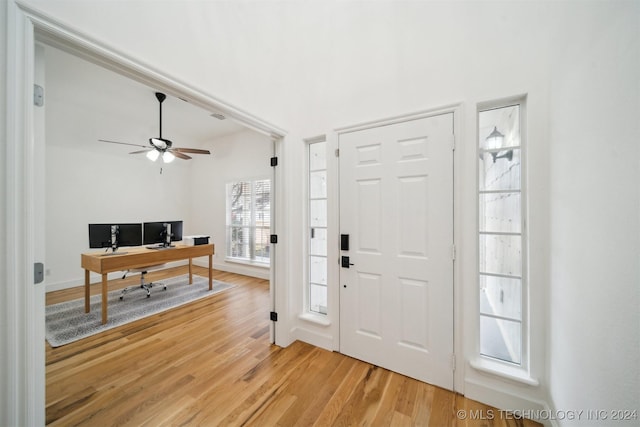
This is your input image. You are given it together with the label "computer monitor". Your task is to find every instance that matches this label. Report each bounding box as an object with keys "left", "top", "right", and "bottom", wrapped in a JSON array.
[
  {"left": 88, "top": 224, "right": 113, "bottom": 249},
  {"left": 143, "top": 221, "right": 183, "bottom": 247},
  {"left": 117, "top": 223, "right": 143, "bottom": 247},
  {"left": 88, "top": 223, "right": 142, "bottom": 251}
]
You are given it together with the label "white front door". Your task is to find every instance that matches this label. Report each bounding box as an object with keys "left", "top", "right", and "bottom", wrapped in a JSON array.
[{"left": 339, "top": 113, "right": 454, "bottom": 389}]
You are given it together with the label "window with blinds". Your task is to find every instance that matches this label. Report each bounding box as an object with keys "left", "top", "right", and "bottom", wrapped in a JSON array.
[{"left": 226, "top": 179, "right": 271, "bottom": 264}]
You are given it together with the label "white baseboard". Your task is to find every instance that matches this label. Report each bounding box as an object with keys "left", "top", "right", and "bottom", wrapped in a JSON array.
[
  {"left": 46, "top": 278, "right": 89, "bottom": 293},
  {"left": 542, "top": 400, "right": 561, "bottom": 427},
  {"left": 45, "top": 261, "right": 188, "bottom": 292},
  {"left": 290, "top": 326, "right": 334, "bottom": 352},
  {"left": 47, "top": 259, "right": 269, "bottom": 293},
  {"left": 464, "top": 378, "right": 553, "bottom": 427},
  {"left": 194, "top": 260, "right": 270, "bottom": 280}
]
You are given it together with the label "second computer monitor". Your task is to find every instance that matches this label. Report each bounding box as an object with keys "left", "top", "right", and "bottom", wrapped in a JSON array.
[
  {"left": 118, "top": 223, "right": 144, "bottom": 247},
  {"left": 143, "top": 221, "right": 183, "bottom": 246}
]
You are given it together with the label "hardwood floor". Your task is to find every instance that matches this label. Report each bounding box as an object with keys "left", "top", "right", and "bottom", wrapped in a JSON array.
[{"left": 46, "top": 266, "right": 540, "bottom": 426}]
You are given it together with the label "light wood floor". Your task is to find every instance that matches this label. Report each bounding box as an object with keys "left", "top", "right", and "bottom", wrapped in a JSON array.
[{"left": 46, "top": 266, "right": 540, "bottom": 426}]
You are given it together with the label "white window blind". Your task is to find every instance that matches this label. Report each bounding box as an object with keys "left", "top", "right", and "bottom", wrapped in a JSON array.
[{"left": 226, "top": 179, "right": 271, "bottom": 264}]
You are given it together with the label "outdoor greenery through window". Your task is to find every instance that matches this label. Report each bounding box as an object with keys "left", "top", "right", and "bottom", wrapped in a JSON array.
[
  {"left": 478, "top": 101, "right": 526, "bottom": 366},
  {"left": 226, "top": 179, "right": 271, "bottom": 264}
]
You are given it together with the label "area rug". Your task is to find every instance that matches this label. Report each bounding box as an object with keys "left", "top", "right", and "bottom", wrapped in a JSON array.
[{"left": 45, "top": 274, "right": 233, "bottom": 347}]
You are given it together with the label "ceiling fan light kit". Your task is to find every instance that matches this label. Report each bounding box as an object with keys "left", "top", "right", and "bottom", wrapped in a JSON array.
[
  {"left": 162, "top": 151, "right": 175, "bottom": 163},
  {"left": 150, "top": 137, "right": 171, "bottom": 150},
  {"left": 99, "top": 92, "right": 211, "bottom": 162},
  {"left": 146, "top": 150, "right": 160, "bottom": 161}
]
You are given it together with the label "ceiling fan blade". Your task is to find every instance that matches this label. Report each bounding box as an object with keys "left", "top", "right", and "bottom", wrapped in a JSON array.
[
  {"left": 99, "top": 139, "right": 148, "bottom": 149},
  {"left": 171, "top": 150, "right": 192, "bottom": 160},
  {"left": 129, "top": 149, "right": 152, "bottom": 154},
  {"left": 171, "top": 147, "right": 211, "bottom": 155}
]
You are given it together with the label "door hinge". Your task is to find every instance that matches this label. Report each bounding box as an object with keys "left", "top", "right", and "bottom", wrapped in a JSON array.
[
  {"left": 34, "top": 84, "right": 44, "bottom": 107},
  {"left": 335, "top": 148, "right": 339, "bottom": 157},
  {"left": 270, "top": 311, "right": 278, "bottom": 322},
  {"left": 451, "top": 244, "right": 456, "bottom": 261},
  {"left": 450, "top": 134, "right": 455, "bottom": 151},
  {"left": 34, "top": 262, "right": 44, "bottom": 284},
  {"left": 270, "top": 234, "right": 278, "bottom": 244},
  {"left": 270, "top": 156, "right": 278, "bottom": 167},
  {"left": 451, "top": 353, "right": 456, "bottom": 371}
]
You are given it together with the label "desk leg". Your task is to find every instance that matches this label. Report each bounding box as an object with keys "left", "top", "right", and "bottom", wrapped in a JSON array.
[
  {"left": 84, "top": 269, "right": 90, "bottom": 313},
  {"left": 189, "top": 258, "right": 193, "bottom": 284},
  {"left": 209, "top": 254, "right": 213, "bottom": 290},
  {"left": 101, "top": 273, "right": 108, "bottom": 325}
]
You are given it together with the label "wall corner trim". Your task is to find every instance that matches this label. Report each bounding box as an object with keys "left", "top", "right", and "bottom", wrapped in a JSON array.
[{"left": 464, "top": 377, "right": 552, "bottom": 427}]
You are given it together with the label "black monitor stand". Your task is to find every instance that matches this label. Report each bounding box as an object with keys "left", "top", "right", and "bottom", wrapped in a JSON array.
[
  {"left": 102, "top": 225, "right": 128, "bottom": 256},
  {"left": 163, "top": 223, "right": 173, "bottom": 248}
]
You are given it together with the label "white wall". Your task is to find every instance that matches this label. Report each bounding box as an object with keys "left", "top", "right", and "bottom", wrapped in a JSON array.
[
  {"left": 6, "top": 0, "right": 640, "bottom": 424},
  {"left": 190, "top": 129, "right": 272, "bottom": 279},
  {"left": 0, "top": 0, "right": 8, "bottom": 423},
  {"left": 43, "top": 45, "right": 197, "bottom": 289},
  {"left": 44, "top": 144, "right": 194, "bottom": 288},
  {"left": 547, "top": 3, "right": 640, "bottom": 425}
]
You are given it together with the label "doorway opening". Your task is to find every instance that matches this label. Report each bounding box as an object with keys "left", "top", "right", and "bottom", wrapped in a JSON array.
[
  {"left": 36, "top": 37, "right": 282, "bottom": 328},
  {"left": 6, "top": 5, "right": 286, "bottom": 423}
]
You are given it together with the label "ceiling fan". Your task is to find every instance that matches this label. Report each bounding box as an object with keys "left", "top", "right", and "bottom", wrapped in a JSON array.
[{"left": 99, "top": 92, "right": 211, "bottom": 162}]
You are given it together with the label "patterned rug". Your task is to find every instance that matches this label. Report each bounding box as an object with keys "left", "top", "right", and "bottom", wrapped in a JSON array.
[{"left": 46, "top": 274, "right": 233, "bottom": 347}]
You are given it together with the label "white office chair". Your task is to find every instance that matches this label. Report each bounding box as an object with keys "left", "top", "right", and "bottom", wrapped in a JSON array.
[{"left": 120, "top": 264, "right": 167, "bottom": 300}]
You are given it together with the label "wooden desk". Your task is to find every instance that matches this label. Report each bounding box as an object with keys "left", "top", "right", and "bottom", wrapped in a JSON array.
[{"left": 81, "top": 244, "right": 214, "bottom": 324}]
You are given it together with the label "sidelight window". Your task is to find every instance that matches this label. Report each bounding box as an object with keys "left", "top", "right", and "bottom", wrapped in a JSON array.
[
  {"left": 478, "top": 100, "right": 526, "bottom": 366},
  {"left": 308, "top": 139, "right": 328, "bottom": 315}
]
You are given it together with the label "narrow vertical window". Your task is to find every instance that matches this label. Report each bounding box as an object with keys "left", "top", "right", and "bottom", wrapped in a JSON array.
[
  {"left": 478, "top": 101, "right": 526, "bottom": 366},
  {"left": 308, "top": 140, "right": 328, "bottom": 314},
  {"left": 226, "top": 179, "right": 271, "bottom": 264}
]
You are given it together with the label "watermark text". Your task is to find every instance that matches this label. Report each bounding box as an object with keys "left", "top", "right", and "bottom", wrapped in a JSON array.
[{"left": 455, "top": 408, "right": 638, "bottom": 422}]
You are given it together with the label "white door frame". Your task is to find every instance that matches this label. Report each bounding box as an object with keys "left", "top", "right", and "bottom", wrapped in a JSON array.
[
  {"left": 334, "top": 103, "right": 464, "bottom": 392},
  {"left": 3, "top": 2, "right": 288, "bottom": 424}
]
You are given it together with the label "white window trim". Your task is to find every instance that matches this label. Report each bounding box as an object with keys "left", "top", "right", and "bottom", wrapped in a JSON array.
[
  {"left": 298, "top": 312, "right": 332, "bottom": 326},
  {"left": 475, "top": 96, "right": 535, "bottom": 383},
  {"left": 469, "top": 357, "right": 539, "bottom": 386},
  {"left": 224, "top": 257, "right": 270, "bottom": 269},
  {"left": 304, "top": 136, "right": 329, "bottom": 317}
]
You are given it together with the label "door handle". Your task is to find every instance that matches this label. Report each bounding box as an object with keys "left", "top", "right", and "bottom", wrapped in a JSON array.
[{"left": 341, "top": 256, "right": 354, "bottom": 268}]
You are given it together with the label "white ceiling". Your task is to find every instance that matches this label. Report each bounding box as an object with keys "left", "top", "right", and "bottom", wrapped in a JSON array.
[{"left": 43, "top": 44, "right": 248, "bottom": 155}]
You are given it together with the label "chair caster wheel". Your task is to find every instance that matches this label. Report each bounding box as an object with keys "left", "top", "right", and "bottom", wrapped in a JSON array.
[
  {"left": 119, "top": 296, "right": 124, "bottom": 300},
  {"left": 147, "top": 294, "right": 150, "bottom": 298}
]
